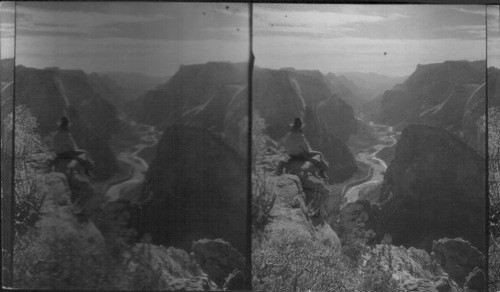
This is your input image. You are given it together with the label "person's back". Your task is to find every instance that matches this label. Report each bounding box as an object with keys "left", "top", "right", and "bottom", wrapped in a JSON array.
[
  {"left": 53, "top": 128, "right": 77, "bottom": 156},
  {"left": 52, "top": 117, "right": 93, "bottom": 176},
  {"left": 278, "top": 117, "right": 329, "bottom": 180},
  {"left": 282, "top": 128, "right": 311, "bottom": 157}
]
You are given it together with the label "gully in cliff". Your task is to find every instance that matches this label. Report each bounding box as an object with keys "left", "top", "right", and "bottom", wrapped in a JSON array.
[{"left": 277, "top": 117, "right": 330, "bottom": 179}]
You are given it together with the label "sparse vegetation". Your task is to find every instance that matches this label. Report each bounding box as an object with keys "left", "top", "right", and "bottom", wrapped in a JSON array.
[
  {"left": 252, "top": 113, "right": 268, "bottom": 165},
  {"left": 8, "top": 107, "right": 170, "bottom": 290},
  {"left": 4, "top": 106, "right": 47, "bottom": 235},
  {"left": 252, "top": 172, "right": 276, "bottom": 232},
  {"left": 253, "top": 230, "right": 358, "bottom": 292},
  {"left": 336, "top": 207, "right": 376, "bottom": 265}
]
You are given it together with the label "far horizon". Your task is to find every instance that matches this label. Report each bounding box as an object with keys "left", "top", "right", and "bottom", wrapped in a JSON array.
[
  {"left": 254, "top": 4, "right": 499, "bottom": 76},
  {"left": 1, "top": 2, "right": 250, "bottom": 77},
  {"left": 5, "top": 57, "right": 491, "bottom": 80},
  {"left": 2, "top": 3, "right": 499, "bottom": 77}
]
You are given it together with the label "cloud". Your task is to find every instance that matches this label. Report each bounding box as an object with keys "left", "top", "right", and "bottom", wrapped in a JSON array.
[
  {"left": 452, "top": 7, "right": 485, "bottom": 16},
  {"left": 15, "top": 2, "right": 248, "bottom": 42},
  {"left": 253, "top": 6, "right": 407, "bottom": 38},
  {"left": 15, "top": 35, "right": 249, "bottom": 76},
  {"left": 438, "top": 25, "right": 486, "bottom": 38},
  {"left": 254, "top": 34, "right": 486, "bottom": 76}
]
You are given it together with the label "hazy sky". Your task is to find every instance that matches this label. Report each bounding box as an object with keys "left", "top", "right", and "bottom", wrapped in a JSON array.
[
  {"left": 1, "top": 2, "right": 249, "bottom": 77},
  {"left": 254, "top": 4, "right": 498, "bottom": 76},
  {"left": 1, "top": 3, "right": 498, "bottom": 77}
]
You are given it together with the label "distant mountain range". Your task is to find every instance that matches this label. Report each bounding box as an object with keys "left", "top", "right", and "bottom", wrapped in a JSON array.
[
  {"left": 325, "top": 71, "right": 406, "bottom": 105},
  {"left": 95, "top": 71, "right": 168, "bottom": 106}
]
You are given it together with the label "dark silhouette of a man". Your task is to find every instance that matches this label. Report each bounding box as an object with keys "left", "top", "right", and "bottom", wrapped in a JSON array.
[
  {"left": 52, "top": 117, "right": 93, "bottom": 176},
  {"left": 278, "top": 117, "right": 329, "bottom": 179}
]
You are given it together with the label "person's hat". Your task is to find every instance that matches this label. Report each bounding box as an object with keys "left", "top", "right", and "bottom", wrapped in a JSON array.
[{"left": 290, "top": 117, "right": 303, "bottom": 128}]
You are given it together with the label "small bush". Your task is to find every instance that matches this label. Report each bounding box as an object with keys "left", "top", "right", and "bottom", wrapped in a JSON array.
[
  {"left": 360, "top": 246, "right": 400, "bottom": 292},
  {"left": 252, "top": 172, "right": 276, "bottom": 232},
  {"left": 252, "top": 113, "right": 268, "bottom": 165}
]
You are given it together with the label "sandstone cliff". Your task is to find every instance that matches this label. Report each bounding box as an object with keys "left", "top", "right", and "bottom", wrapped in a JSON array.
[
  {"left": 126, "top": 62, "right": 248, "bottom": 127},
  {"left": 374, "top": 124, "right": 485, "bottom": 253},
  {"left": 372, "top": 60, "right": 486, "bottom": 154}
]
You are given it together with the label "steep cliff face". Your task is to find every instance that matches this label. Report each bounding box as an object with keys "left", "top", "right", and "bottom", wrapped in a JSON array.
[
  {"left": 132, "top": 125, "right": 247, "bottom": 254},
  {"left": 375, "top": 124, "right": 485, "bottom": 253},
  {"left": 303, "top": 106, "right": 357, "bottom": 181},
  {"left": 252, "top": 68, "right": 306, "bottom": 138},
  {"left": 461, "top": 83, "right": 486, "bottom": 156},
  {"left": 253, "top": 158, "right": 342, "bottom": 290},
  {"left": 316, "top": 94, "right": 357, "bottom": 142},
  {"left": 252, "top": 67, "right": 357, "bottom": 182},
  {"left": 127, "top": 62, "right": 248, "bottom": 128},
  {"left": 375, "top": 60, "right": 486, "bottom": 154},
  {"left": 13, "top": 66, "right": 120, "bottom": 179}
]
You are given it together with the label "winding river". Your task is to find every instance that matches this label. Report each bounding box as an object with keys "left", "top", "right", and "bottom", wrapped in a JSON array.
[
  {"left": 104, "top": 121, "right": 160, "bottom": 204},
  {"left": 343, "top": 121, "right": 398, "bottom": 204}
]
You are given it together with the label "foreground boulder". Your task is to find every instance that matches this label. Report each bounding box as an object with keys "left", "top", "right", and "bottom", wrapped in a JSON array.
[
  {"left": 37, "top": 172, "right": 105, "bottom": 255},
  {"left": 432, "top": 238, "right": 485, "bottom": 286},
  {"left": 192, "top": 238, "right": 246, "bottom": 290},
  {"left": 132, "top": 125, "right": 247, "bottom": 253},
  {"left": 123, "top": 243, "right": 218, "bottom": 291},
  {"left": 464, "top": 267, "right": 485, "bottom": 292}
]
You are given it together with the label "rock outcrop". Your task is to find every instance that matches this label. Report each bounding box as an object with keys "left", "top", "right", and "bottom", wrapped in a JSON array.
[
  {"left": 257, "top": 156, "right": 341, "bottom": 250},
  {"left": 464, "top": 267, "right": 485, "bottom": 292},
  {"left": 132, "top": 124, "right": 247, "bottom": 254},
  {"left": 374, "top": 124, "right": 485, "bottom": 253},
  {"left": 400, "top": 276, "right": 459, "bottom": 292},
  {"left": 191, "top": 238, "right": 246, "bottom": 289},
  {"left": 123, "top": 243, "right": 218, "bottom": 291},
  {"left": 316, "top": 94, "right": 357, "bottom": 142},
  {"left": 432, "top": 238, "right": 485, "bottom": 286},
  {"left": 371, "top": 61, "right": 486, "bottom": 154},
  {"left": 37, "top": 172, "right": 105, "bottom": 255},
  {"left": 126, "top": 62, "right": 248, "bottom": 128}
]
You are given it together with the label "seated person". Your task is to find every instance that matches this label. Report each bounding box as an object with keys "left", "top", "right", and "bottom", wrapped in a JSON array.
[
  {"left": 277, "top": 117, "right": 329, "bottom": 179},
  {"left": 52, "top": 117, "right": 93, "bottom": 176}
]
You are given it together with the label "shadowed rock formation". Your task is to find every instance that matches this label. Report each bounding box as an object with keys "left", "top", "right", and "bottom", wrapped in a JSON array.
[
  {"left": 192, "top": 238, "right": 246, "bottom": 290},
  {"left": 432, "top": 238, "right": 485, "bottom": 287},
  {"left": 370, "top": 60, "right": 486, "bottom": 154},
  {"left": 132, "top": 124, "right": 247, "bottom": 254},
  {"left": 374, "top": 124, "right": 485, "bottom": 253}
]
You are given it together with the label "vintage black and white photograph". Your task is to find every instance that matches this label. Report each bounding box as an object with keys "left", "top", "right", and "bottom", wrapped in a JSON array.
[
  {"left": 1, "top": 2, "right": 250, "bottom": 290},
  {"left": 1, "top": 1, "right": 500, "bottom": 291},
  {"left": 251, "top": 4, "right": 492, "bottom": 291}
]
